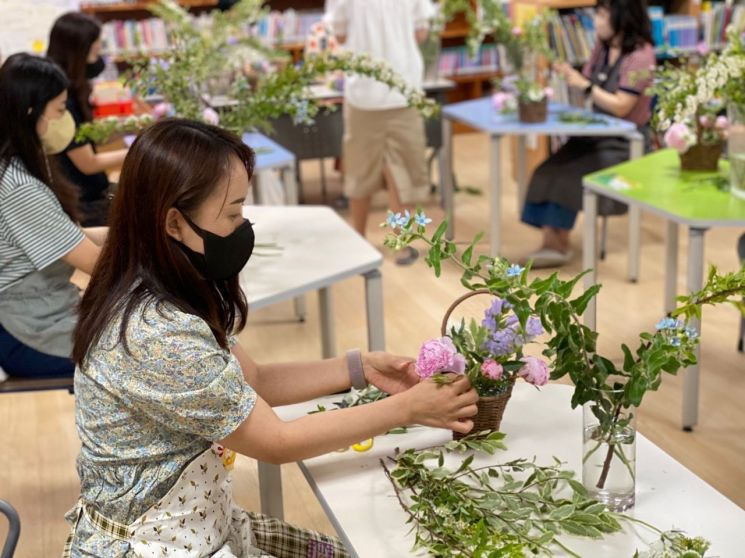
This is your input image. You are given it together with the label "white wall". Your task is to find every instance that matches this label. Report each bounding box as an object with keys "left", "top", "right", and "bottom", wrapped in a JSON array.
[{"left": 0, "top": 0, "right": 80, "bottom": 60}]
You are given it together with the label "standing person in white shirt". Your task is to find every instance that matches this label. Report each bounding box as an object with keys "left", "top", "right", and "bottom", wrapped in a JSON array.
[{"left": 326, "top": 0, "right": 433, "bottom": 265}]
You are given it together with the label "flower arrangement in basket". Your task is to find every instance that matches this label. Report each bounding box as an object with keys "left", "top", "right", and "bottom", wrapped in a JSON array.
[
  {"left": 384, "top": 209, "right": 745, "bottom": 512},
  {"left": 660, "top": 103, "right": 727, "bottom": 172},
  {"left": 441, "top": 0, "right": 555, "bottom": 123},
  {"left": 414, "top": 286, "right": 549, "bottom": 439}
]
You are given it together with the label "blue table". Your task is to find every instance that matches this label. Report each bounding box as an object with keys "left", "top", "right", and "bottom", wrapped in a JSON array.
[
  {"left": 243, "top": 132, "right": 298, "bottom": 205},
  {"left": 442, "top": 99, "right": 645, "bottom": 268}
]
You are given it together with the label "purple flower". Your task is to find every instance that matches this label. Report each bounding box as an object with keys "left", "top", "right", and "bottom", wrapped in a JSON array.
[
  {"left": 518, "top": 356, "right": 549, "bottom": 386},
  {"left": 415, "top": 337, "right": 467, "bottom": 379},
  {"left": 525, "top": 316, "right": 544, "bottom": 339},
  {"left": 484, "top": 328, "right": 519, "bottom": 357},
  {"left": 481, "top": 359, "right": 503, "bottom": 380}
]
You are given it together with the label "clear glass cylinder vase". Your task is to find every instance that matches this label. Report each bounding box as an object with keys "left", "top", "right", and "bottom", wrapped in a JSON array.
[
  {"left": 727, "top": 103, "right": 745, "bottom": 201},
  {"left": 582, "top": 399, "right": 636, "bottom": 512}
]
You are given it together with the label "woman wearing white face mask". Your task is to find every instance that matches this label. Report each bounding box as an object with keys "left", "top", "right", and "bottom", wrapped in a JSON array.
[{"left": 0, "top": 54, "right": 103, "bottom": 379}]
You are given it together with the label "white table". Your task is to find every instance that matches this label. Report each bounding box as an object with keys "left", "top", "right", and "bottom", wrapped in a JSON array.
[
  {"left": 441, "top": 99, "right": 645, "bottom": 274},
  {"left": 269, "top": 383, "right": 744, "bottom": 557},
  {"left": 241, "top": 205, "right": 385, "bottom": 520}
]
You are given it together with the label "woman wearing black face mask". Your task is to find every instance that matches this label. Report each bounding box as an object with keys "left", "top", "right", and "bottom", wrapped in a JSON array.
[
  {"left": 66, "top": 119, "right": 478, "bottom": 556},
  {"left": 47, "top": 11, "right": 128, "bottom": 227}
]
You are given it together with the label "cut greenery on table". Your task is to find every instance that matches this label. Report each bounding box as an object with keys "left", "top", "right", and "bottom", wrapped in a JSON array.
[{"left": 382, "top": 434, "right": 710, "bottom": 557}]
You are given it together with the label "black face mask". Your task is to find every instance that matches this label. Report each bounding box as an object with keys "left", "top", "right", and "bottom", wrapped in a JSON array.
[
  {"left": 85, "top": 57, "right": 106, "bottom": 79},
  {"left": 179, "top": 215, "right": 255, "bottom": 281}
]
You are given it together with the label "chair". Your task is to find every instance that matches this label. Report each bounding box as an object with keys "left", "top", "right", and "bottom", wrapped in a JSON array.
[
  {"left": 0, "top": 500, "right": 20, "bottom": 558},
  {"left": 0, "top": 375, "right": 73, "bottom": 395},
  {"left": 738, "top": 233, "right": 745, "bottom": 352}
]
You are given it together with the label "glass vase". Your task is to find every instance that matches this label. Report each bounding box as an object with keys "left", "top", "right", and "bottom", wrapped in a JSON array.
[
  {"left": 582, "top": 399, "right": 636, "bottom": 511},
  {"left": 727, "top": 103, "right": 745, "bottom": 201}
]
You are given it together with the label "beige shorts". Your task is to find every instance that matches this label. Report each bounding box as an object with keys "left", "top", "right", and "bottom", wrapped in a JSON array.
[{"left": 343, "top": 104, "right": 428, "bottom": 205}]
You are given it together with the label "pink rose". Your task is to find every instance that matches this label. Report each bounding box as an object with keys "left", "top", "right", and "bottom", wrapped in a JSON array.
[
  {"left": 512, "top": 26, "right": 522, "bottom": 37},
  {"left": 415, "top": 337, "right": 467, "bottom": 379},
  {"left": 544, "top": 87, "right": 554, "bottom": 100},
  {"left": 518, "top": 356, "right": 549, "bottom": 386},
  {"left": 715, "top": 116, "right": 729, "bottom": 129},
  {"left": 202, "top": 107, "right": 220, "bottom": 126},
  {"left": 152, "top": 102, "right": 173, "bottom": 119},
  {"left": 481, "top": 359, "right": 503, "bottom": 380},
  {"left": 664, "top": 123, "right": 696, "bottom": 154},
  {"left": 699, "top": 115, "right": 711, "bottom": 128}
]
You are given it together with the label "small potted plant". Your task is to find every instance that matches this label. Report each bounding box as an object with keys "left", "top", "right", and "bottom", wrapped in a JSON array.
[
  {"left": 413, "top": 285, "right": 548, "bottom": 439},
  {"left": 663, "top": 106, "right": 727, "bottom": 172}
]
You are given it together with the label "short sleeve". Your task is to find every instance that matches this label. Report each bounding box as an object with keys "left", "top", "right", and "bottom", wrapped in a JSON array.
[
  {"left": 618, "top": 45, "right": 656, "bottom": 95},
  {"left": 325, "top": 0, "right": 349, "bottom": 37},
  {"left": 413, "top": 0, "right": 435, "bottom": 30},
  {"left": 64, "top": 96, "right": 88, "bottom": 152},
  {"left": 0, "top": 181, "right": 84, "bottom": 270},
  {"left": 582, "top": 43, "right": 603, "bottom": 79},
  {"left": 120, "top": 306, "right": 257, "bottom": 441}
]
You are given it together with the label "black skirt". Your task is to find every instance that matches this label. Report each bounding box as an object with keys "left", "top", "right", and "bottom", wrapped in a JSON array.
[{"left": 524, "top": 136, "right": 632, "bottom": 216}]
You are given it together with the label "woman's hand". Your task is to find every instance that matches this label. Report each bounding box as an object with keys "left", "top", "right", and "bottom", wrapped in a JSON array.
[
  {"left": 362, "top": 352, "right": 419, "bottom": 394},
  {"left": 554, "top": 61, "right": 591, "bottom": 90},
  {"left": 400, "top": 375, "right": 479, "bottom": 434}
]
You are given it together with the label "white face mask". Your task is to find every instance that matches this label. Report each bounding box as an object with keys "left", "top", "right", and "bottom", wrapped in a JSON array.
[{"left": 40, "top": 110, "right": 75, "bottom": 155}]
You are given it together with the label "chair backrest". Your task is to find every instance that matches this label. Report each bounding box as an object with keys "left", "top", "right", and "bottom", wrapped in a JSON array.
[{"left": 0, "top": 500, "right": 20, "bottom": 558}]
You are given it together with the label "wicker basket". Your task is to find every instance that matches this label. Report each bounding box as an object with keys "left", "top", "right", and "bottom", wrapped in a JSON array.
[
  {"left": 518, "top": 98, "right": 548, "bottom": 124},
  {"left": 441, "top": 289, "right": 515, "bottom": 441},
  {"left": 679, "top": 143, "right": 722, "bottom": 172}
]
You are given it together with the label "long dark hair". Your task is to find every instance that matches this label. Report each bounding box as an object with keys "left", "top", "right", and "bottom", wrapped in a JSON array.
[
  {"left": 597, "top": 0, "right": 654, "bottom": 54},
  {"left": 72, "top": 119, "right": 255, "bottom": 365},
  {"left": 0, "top": 53, "right": 78, "bottom": 217},
  {"left": 47, "top": 12, "right": 101, "bottom": 122}
]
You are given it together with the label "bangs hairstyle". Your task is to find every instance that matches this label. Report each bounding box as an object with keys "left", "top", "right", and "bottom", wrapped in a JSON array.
[
  {"left": 597, "top": 0, "right": 654, "bottom": 54},
  {"left": 0, "top": 53, "right": 78, "bottom": 218},
  {"left": 47, "top": 12, "right": 102, "bottom": 122},
  {"left": 72, "top": 119, "right": 255, "bottom": 365}
]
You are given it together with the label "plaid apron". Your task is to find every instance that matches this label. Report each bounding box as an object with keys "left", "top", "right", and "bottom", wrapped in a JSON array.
[{"left": 62, "top": 445, "right": 349, "bottom": 558}]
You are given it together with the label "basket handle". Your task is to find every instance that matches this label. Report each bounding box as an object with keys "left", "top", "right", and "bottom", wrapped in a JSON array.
[{"left": 441, "top": 289, "right": 495, "bottom": 337}]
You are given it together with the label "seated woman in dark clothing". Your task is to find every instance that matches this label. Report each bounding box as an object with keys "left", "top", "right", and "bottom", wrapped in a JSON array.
[
  {"left": 520, "top": 0, "right": 655, "bottom": 268},
  {"left": 47, "top": 12, "right": 128, "bottom": 227}
]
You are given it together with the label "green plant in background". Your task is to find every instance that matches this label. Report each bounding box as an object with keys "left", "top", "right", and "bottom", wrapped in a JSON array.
[
  {"left": 77, "top": 0, "right": 438, "bottom": 143},
  {"left": 382, "top": 434, "right": 710, "bottom": 557},
  {"left": 440, "top": 0, "right": 555, "bottom": 104},
  {"left": 383, "top": 210, "right": 745, "bottom": 492}
]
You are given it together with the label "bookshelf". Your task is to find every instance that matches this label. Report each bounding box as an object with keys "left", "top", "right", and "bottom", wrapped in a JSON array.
[{"left": 80, "top": 0, "right": 217, "bottom": 17}]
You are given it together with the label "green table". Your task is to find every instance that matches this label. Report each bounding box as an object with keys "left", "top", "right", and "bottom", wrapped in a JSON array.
[{"left": 582, "top": 149, "right": 745, "bottom": 431}]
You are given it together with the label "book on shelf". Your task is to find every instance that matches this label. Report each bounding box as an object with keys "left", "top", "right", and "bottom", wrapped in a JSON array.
[
  {"left": 438, "top": 45, "right": 501, "bottom": 77},
  {"left": 700, "top": 2, "right": 745, "bottom": 50},
  {"left": 252, "top": 9, "right": 324, "bottom": 46},
  {"left": 101, "top": 17, "right": 171, "bottom": 56},
  {"left": 547, "top": 8, "right": 596, "bottom": 67}
]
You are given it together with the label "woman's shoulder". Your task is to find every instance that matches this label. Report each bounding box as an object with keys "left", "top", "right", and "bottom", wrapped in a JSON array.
[{"left": 0, "top": 158, "right": 49, "bottom": 200}]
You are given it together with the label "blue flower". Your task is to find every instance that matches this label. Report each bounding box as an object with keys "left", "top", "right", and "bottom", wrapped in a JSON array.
[
  {"left": 684, "top": 326, "right": 699, "bottom": 340},
  {"left": 506, "top": 264, "right": 524, "bottom": 278},
  {"left": 655, "top": 317, "right": 678, "bottom": 331},
  {"left": 396, "top": 210, "right": 411, "bottom": 227},
  {"left": 386, "top": 212, "right": 400, "bottom": 230},
  {"left": 525, "top": 316, "right": 544, "bottom": 338},
  {"left": 414, "top": 211, "right": 432, "bottom": 227},
  {"left": 671, "top": 337, "right": 682, "bottom": 347}
]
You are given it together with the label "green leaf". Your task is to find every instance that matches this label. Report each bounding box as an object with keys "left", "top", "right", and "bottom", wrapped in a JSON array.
[
  {"left": 431, "top": 221, "right": 449, "bottom": 243},
  {"left": 548, "top": 504, "right": 575, "bottom": 521}
]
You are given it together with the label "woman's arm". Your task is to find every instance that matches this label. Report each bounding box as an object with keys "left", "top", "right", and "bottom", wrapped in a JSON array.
[
  {"left": 231, "top": 344, "right": 418, "bottom": 406},
  {"left": 83, "top": 226, "right": 108, "bottom": 247},
  {"left": 555, "top": 61, "right": 638, "bottom": 119},
  {"left": 220, "top": 375, "right": 479, "bottom": 464},
  {"left": 66, "top": 144, "right": 127, "bottom": 175},
  {"left": 60, "top": 234, "right": 100, "bottom": 275},
  {"left": 232, "top": 343, "right": 349, "bottom": 406}
]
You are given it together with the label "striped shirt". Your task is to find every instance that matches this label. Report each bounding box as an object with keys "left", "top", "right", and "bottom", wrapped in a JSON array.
[{"left": 0, "top": 158, "right": 84, "bottom": 293}]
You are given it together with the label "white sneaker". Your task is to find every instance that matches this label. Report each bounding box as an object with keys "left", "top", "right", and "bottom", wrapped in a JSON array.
[{"left": 520, "top": 248, "right": 573, "bottom": 269}]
